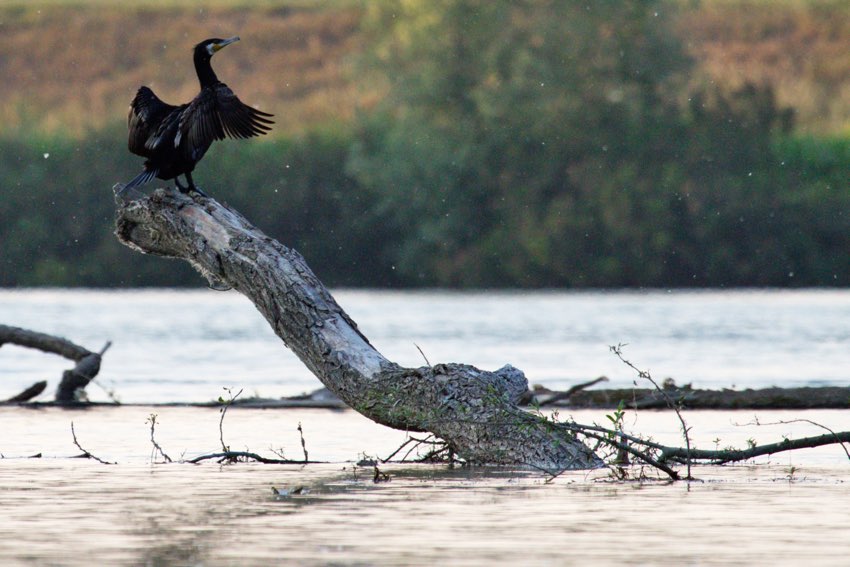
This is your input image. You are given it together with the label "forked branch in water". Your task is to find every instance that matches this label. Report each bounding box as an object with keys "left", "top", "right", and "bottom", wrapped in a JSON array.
[{"left": 0, "top": 325, "right": 112, "bottom": 403}]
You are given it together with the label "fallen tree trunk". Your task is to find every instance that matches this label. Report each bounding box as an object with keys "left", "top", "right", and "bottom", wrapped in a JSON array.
[
  {"left": 0, "top": 325, "right": 111, "bottom": 403},
  {"left": 536, "top": 384, "right": 850, "bottom": 410},
  {"left": 114, "top": 188, "right": 602, "bottom": 471}
]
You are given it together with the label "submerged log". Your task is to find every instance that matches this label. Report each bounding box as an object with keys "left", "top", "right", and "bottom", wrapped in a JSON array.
[
  {"left": 0, "top": 325, "right": 111, "bottom": 403},
  {"left": 548, "top": 385, "right": 850, "bottom": 410},
  {"left": 114, "top": 187, "right": 602, "bottom": 471}
]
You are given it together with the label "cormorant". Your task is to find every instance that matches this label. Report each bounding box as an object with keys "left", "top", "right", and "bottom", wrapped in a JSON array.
[{"left": 120, "top": 36, "right": 274, "bottom": 196}]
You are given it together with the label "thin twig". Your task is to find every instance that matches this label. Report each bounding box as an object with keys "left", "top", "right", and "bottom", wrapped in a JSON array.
[
  {"left": 734, "top": 416, "right": 850, "bottom": 460},
  {"left": 269, "top": 446, "right": 287, "bottom": 460},
  {"left": 297, "top": 422, "right": 309, "bottom": 462},
  {"left": 147, "top": 414, "right": 172, "bottom": 463},
  {"left": 218, "top": 387, "right": 242, "bottom": 452},
  {"left": 577, "top": 429, "right": 679, "bottom": 480},
  {"left": 611, "top": 344, "right": 693, "bottom": 479},
  {"left": 70, "top": 421, "right": 114, "bottom": 465},
  {"left": 414, "top": 343, "right": 432, "bottom": 367},
  {"left": 382, "top": 434, "right": 443, "bottom": 463},
  {"left": 541, "top": 376, "right": 610, "bottom": 405},
  {"left": 381, "top": 437, "right": 418, "bottom": 463},
  {"left": 415, "top": 445, "right": 455, "bottom": 464},
  {"left": 91, "top": 343, "right": 120, "bottom": 404}
]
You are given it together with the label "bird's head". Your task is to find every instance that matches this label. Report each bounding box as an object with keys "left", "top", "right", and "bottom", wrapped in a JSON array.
[{"left": 194, "top": 36, "right": 240, "bottom": 60}]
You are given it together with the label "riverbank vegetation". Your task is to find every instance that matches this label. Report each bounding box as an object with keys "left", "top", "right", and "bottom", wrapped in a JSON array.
[{"left": 2, "top": 0, "right": 850, "bottom": 288}]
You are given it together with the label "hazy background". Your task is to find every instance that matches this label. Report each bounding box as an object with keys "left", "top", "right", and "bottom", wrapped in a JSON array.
[{"left": 2, "top": 0, "right": 849, "bottom": 289}]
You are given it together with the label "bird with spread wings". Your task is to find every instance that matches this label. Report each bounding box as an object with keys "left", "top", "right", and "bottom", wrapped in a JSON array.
[{"left": 120, "top": 36, "right": 274, "bottom": 196}]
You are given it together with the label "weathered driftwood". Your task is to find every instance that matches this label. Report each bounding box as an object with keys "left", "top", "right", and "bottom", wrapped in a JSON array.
[
  {"left": 113, "top": 187, "right": 602, "bottom": 471},
  {"left": 0, "top": 324, "right": 111, "bottom": 403},
  {"left": 5, "top": 381, "right": 47, "bottom": 403}
]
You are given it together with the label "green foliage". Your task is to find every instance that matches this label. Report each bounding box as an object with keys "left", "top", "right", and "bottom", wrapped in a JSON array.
[
  {"left": 348, "top": 0, "right": 850, "bottom": 287},
  {"left": 0, "top": 125, "right": 385, "bottom": 287},
  {"left": 605, "top": 400, "right": 627, "bottom": 439},
  {"left": 3, "top": 1, "right": 850, "bottom": 288}
]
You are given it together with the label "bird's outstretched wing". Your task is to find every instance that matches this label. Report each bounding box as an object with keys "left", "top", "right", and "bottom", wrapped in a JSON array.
[
  {"left": 128, "top": 87, "right": 179, "bottom": 157},
  {"left": 214, "top": 84, "right": 274, "bottom": 140},
  {"left": 177, "top": 84, "right": 274, "bottom": 161}
]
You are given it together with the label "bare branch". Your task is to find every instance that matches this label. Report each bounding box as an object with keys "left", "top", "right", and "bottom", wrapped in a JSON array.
[
  {"left": 611, "top": 344, "right": 694, "bottom": 479},
  {"left": 147, "top": 414, "right": 172, "bottom": 463},
  {"left": 414, "top": 343, "right": 432, "bottom": 367},
  {"left": 186, "top": 451, "right": 325, "bottom": 465},
  {"left": 70, "top": 422, "right": 114, "bottom": 465},
  {"left": 297, "top": 422, "right": 309, "bottom": 463},
  {"left": 538, "top": 376, "right": 609, "bottom": 405},
  {"left": 659, "top": 431, "right": 850, "bottom": 464},
  {"left": 734, "top": 417, "right": 850, "bottom": 460},
  {"left": 218, "top": 387, "right": 242, "bottom": 452}
]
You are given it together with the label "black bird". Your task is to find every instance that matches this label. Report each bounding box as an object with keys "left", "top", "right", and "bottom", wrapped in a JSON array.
[{"left": 120, "top": 36, "right": 274, "bottom": 196}]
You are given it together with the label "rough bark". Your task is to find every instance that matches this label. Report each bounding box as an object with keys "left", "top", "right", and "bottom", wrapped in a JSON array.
[
  {"left": 0, "top": 325, "right": 109, "bottom": 403},
  {"left": 114, "top": 188, "right": 602, "bottom": 471},
  {"left": 537, "top": 385, "right": 850, "bottom": 409}
]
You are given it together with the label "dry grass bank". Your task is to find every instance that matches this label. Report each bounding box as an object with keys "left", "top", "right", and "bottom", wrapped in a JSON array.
[
  {"left": 1, "top": 1, "right": 849, "bottom": 136},
  {"left": 677, "top": 1, "right": 850, "bottom": 133},
  {"left": 0, "top": 2, "right": 365, "bottom": 135}
]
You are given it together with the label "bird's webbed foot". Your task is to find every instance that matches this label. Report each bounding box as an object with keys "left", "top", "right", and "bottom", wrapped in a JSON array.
[
  {"left": 182, "top": 173, "right": 208, "bottom": 197},
  {"left": 189, "top": 185, "right": 209, "bottom": 198}
]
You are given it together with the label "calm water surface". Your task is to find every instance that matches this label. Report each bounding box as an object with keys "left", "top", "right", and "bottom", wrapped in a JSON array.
[
  {"left": 0, "top": 406, "right": 848, "bottom": 566},
  {"left": 1, "top": 289, "right": 849, "bottom": 565},
  {"left": 1, "top": 288, "right": 849, "bottom": 403}
]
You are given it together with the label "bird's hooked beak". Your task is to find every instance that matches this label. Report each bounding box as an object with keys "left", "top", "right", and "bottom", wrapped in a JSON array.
[{"left": 212, "top": 36, "right": 240, "bottom": 53}]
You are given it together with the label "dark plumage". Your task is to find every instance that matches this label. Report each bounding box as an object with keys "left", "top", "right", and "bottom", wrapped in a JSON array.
[{"left": 120, "top": 36, "right": 274, "bottom": 196}]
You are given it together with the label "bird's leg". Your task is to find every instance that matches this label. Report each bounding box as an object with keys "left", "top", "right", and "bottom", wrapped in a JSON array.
[
  {"left": 173, "top": 176, "right": 189, "bottom": 193},
  {"left": 184, "top": 172, "right": 209, "bottom": 197}
]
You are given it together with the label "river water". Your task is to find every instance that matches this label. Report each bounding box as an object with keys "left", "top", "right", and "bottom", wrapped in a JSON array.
[
  {"left": 2, "top": 288, "right": 849, "bottom": 403},
  {"left": 1, "top": 289, "right": 849, "bottom": 565}
]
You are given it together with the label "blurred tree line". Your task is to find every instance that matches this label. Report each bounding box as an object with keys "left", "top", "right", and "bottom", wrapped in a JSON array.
[{"left": 2, "top": 0, "right": 849, "bottom": 288}]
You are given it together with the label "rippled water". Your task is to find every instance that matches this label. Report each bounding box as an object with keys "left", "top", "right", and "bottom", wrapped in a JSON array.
[
  {"left": 1, "top": 406, "right": 848, "bottom": 566},
  {"left": 1, "top": 288, "right": 849, "bottom": 403},
  {"left": 1, "top": 289, "right": 849, "bottom": 564}
]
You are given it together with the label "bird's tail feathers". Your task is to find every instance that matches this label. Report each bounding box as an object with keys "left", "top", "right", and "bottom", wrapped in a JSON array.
[{"left": 118, "top": 168, "right": 158, "bottom": 194}]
